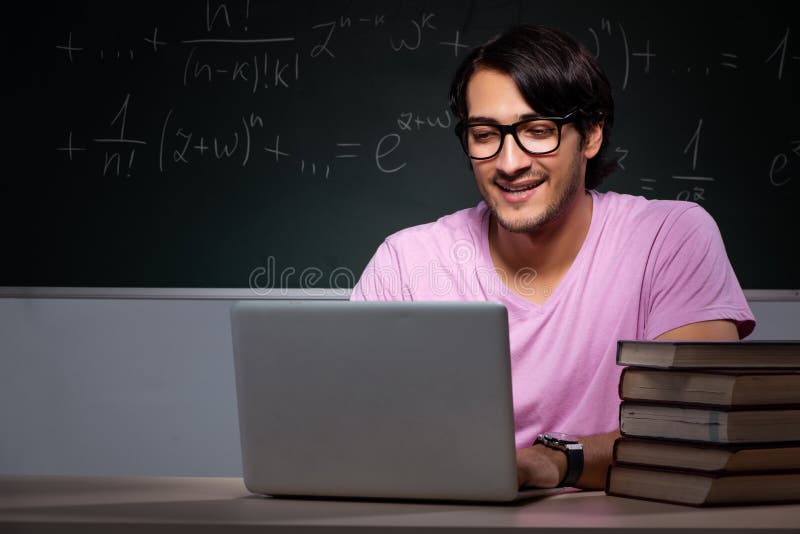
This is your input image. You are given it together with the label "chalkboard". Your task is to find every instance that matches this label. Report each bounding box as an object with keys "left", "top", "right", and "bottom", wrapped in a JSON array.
[{"left": 6, "top": 1, "right": 798, "bottom": 290}]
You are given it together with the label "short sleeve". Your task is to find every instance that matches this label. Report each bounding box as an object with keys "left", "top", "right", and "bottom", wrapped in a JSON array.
[
  {"left": 643, "top": 204, "right": 755, "bottom": 339},
  {"left": 350, "top": 240, "right": 408, "bottom": 301}
]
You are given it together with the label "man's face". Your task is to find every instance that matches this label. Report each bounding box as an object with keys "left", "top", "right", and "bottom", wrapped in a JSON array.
[{"left": 465, "top": 68, "right": 601, "bottom": 233}]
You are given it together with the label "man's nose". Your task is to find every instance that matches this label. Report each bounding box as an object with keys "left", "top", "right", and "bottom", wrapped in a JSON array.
[{"left": 494, "top": 133, "right": 531, "bottom": 177}]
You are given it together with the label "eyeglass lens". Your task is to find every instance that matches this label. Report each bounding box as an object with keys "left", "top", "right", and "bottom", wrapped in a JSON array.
[{"left": 464, "top": 119, "right": 561, "bottom": 159}]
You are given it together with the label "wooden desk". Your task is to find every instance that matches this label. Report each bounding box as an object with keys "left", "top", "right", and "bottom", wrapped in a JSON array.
[{"left": 1, "top": 475, "right": 798, "bottom": 533}]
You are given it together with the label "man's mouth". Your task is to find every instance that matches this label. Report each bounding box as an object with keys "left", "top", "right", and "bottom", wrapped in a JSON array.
[
  {"left": 496, "top": 179, "right": 544, "bottom": 194},
  {"left": 498, "top": 183, "right": 538, "bottom": 193}
]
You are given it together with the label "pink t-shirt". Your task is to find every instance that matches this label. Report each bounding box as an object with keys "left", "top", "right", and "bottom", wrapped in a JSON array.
[{"left": 350, "top": 190, "right": 755, "bottom": 448}]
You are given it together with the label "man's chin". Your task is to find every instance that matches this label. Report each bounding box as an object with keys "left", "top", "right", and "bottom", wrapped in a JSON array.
[
  {"left": 498, "top": 217, "right": 545, "bottom": 234},
  {"left": 492, "top": 206, "right": 546, "bottom": 234}
]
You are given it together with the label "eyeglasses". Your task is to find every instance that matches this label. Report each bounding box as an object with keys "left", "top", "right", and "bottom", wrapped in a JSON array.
[{"left": 455, "top": 109, "right": 581, "bottom": 160}]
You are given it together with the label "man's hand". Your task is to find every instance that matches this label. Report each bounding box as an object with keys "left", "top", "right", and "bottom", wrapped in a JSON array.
[
  {"left": 516, "top": 444, "right": 567, "bottom": 488},
  {"left": 516, "top": 430, "right": 621, "bottom": 490}
]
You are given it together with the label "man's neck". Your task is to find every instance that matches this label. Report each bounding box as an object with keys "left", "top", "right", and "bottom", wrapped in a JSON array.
[{"left": 488, "top": 191, "right": 593, "bottom": 294}]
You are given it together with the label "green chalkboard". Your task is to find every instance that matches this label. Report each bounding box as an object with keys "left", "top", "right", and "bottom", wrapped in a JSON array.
[{"left": 6, "top": 1, "right": 798, "bottom": 290}]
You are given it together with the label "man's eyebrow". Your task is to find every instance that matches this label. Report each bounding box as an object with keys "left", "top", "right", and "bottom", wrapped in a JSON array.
[
  {"left": 466, "top": 115, "right": 499, "bottom": 123},
  {"left": 466, "top": 113, "right": 542, "bottom": 123}
]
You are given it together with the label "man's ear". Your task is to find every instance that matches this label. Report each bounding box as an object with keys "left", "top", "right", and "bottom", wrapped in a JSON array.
[{"left": 582, "top": 121, "right": 604, "bottom": 159}]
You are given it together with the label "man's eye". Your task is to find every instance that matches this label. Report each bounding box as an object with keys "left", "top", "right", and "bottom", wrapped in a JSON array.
[
  {"left": 470, "top": 129, "right": 498, "bottom": 142},
  {"left": 520, "top": 123, "right": 556, "bottom": 138}
]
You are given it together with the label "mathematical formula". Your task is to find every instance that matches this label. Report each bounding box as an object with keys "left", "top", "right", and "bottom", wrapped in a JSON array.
[{"left": 51, "top": 1, "right": 798, "bottom": 202}]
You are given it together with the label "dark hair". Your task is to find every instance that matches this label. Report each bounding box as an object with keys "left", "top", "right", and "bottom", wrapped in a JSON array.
[{"left": 449, "top": 25, "right": 616, "bottom": 189}]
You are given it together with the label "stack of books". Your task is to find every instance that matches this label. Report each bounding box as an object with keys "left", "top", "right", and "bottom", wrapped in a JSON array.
[{"left": 605, "top": 340, "right": 800, "bottom": 506}]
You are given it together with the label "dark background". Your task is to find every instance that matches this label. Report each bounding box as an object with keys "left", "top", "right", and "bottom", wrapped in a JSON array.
[{"left": 5, "top": 1, "right": 798, "bottom": 289}]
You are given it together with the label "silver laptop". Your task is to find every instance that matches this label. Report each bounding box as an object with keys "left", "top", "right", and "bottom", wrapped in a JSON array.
[{"left": 230, "top": 300, "right": 557, "bottom": 502}]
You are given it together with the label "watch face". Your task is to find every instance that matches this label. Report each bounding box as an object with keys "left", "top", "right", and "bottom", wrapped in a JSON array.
[{"left": 543, "top": 432, "right": 580, "bottom": 444}]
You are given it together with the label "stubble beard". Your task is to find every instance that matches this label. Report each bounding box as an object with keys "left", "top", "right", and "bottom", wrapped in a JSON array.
[{"left": 483, "top": 155, "right": 584, "bottom": 234}]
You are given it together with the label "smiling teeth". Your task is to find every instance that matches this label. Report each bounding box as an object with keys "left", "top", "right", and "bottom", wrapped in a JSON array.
[{"left": 501, "top": 183, "right": 536, "bottom": 192}]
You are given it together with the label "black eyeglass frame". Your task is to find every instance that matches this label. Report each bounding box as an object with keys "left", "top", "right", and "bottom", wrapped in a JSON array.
[{"left": 454, "top": 109, "right": 583, "bottom": 160}]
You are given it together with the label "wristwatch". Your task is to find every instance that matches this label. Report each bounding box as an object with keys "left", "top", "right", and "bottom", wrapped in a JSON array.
[{"left": 534, "top": 432, "right": 584, "bottom": 487}]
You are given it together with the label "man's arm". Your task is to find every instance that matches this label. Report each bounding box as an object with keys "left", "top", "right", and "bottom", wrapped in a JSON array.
[
  {"left": 654, "top": 319, "right": 740, "bottom": 341},
  {"left": 517, "top": 430, "right": 619, "bottom": 489},
  {"left": 517, "top": 319, "right": 741, "bottom": 490}
]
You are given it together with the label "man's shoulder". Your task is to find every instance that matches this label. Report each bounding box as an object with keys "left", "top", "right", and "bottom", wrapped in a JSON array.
[{"left": 595, "top": 190, "right": 711, "bottom": 228}]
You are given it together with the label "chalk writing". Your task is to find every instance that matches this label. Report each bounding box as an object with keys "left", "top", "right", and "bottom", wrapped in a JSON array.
[
  {"left": 672, "top": 119, "right": 715, "bottom": 201},
  {"left": 765, "top": 28, "right": 791, "bottom": 80},
  {"left": 56, "top": 32, "right": 82, "bottom": 63},
  {"left": 683, "top": 118, "right": 704, "bottom": 172},
  {"left": 264, "top": 135, "right": 290, "bottom": 163},
  {"left": 639, "top": 178, "right": 656, "bottom": 192},
  {"left": 49, "top": 6, "right": 794, "bottom": 201},
  {"left": 396, "top": 110, "right": 452, "bottom": 132},
  {"left": 310, "top": 21, "right": 336, "bottom": 58},
  {"left": 182, "top": 47, "right": 300, "bottom": 91},
  {"left": 720, "top": 52, "right": 739, "bottom": 70},
  {"left": 769, "top": 139, "right": 800, "bottom": 187},
  {"left": 310, "top": 14, "right": 385, "bottom": 59},
  {"left": 660, "top": 27, "right": 798, "bottom": 79},
  {"left": 56, "top": 131, "right": 87, "bottom": 161},
  {"left": 144, "top": 27, "right": 167, "bottom": 52},
  {"left": 299, "top": 160, "right": 332, "bottom": 179},
  {"left": 587, "top": 19, "right": 654, "bottom": 91},
  {"left": 375, "top": 134, "right": 406, "bottom": 174},
  {"left": 335, "top": 143, "right": 362, "bottom": 159},
  {"left": 390, "top": 13, "right": 437, "bottom": 52},
  {"left": 439, "top": 30, "right": 469, "bottom": 56},
  {"left": 32, "top": 1, "right": 799, "bottom": 292},
  {"left": 157, "top": 111, "right": 262, "bottom": 171},
  {"left": 62, "top": 94, "right": 145, "bottom": 179},
  {"left": 614, "top": 147, "right": 629, "bottom": 170}
]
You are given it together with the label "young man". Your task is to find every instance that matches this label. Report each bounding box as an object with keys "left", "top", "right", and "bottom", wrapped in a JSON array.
[{"left": 351, "top": 25, "right": 755, "bottom": 490}]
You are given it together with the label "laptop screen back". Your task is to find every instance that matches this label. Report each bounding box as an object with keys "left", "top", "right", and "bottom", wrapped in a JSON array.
[{"left": 230, "top": 300, "right": 521, "bottom": 501}]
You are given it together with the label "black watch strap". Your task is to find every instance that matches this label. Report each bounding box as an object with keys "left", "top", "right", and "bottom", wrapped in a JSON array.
[
  {"left": 534, "top": 433, "right": 584, "bottom": 488},
  {"left": 558, "top": 442, "right": 584, "bottom": 487}
]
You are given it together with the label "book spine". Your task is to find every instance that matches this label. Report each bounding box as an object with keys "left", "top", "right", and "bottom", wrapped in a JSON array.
[
  {"left": 617, "top": 398, "right": 800, "bottom": 410},
  {"left": 605, "top": 464, "right": 800, "bottom": 506},
  {"left": 617, "top": 367, "right": 629, "bottom": 401},
  {"left": 611, "top": 459, "right": 800, "bottom": 476},
  {"left": 619, "top": 402, "right": 800, "bottom": 443},
  {"left": 619, "top": 402, "right": 726, "bottom": 442}
]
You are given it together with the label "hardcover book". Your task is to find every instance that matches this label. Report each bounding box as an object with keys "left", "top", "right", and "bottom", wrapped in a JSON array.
[
  {"left": 606, "top": 464, "right": 800, "bottom": 506},
  {"left": 618, "top": 368, "right": 800, "bottom": 407},
  {"left": 619, "top": 402, "right": 800, "bottom": 444},
  {"left": 616, "top": 340, "right": 800, "bottom": 370},
  {"left": 612, "top": 437, "right": 800, "bottom": 473}
]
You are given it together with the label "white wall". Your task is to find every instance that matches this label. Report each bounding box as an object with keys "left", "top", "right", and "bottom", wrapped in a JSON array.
[
  {"left": 2, "top": 294, "right": 798, "bottom": 476},
  {"left": 3, "top": 297, "right": 241, "bottom": 476}
]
